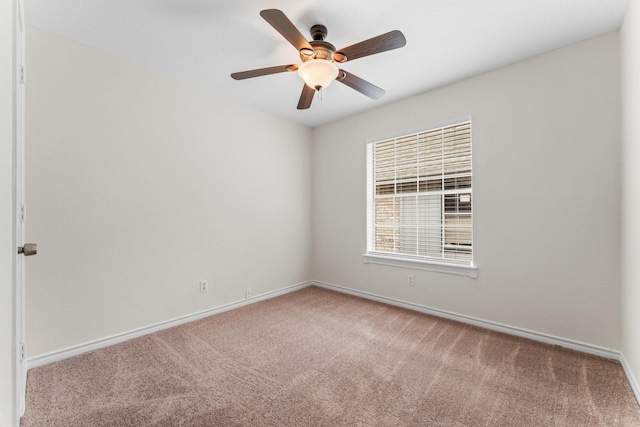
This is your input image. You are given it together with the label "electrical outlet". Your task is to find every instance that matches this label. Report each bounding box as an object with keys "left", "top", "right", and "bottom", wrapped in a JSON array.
[
  {"left": 245, "top": 288, "right": 252, "bottom": 299},
  {"left": 199, "top": 280, "right": 208, "bottom": 293},
  {"left": 408, "top": 275, "right": 415, "bottom": 286}
]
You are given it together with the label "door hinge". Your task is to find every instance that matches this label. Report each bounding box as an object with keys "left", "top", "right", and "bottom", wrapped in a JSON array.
[
  {"left": 20, "top": 65, "right": 25, "bottom": 84},
  {"left": 20, "top": 204, "right": 25, "bottom": 223},
  {"left": 20, "top": 342, "right": 25, "bottom": 362}
]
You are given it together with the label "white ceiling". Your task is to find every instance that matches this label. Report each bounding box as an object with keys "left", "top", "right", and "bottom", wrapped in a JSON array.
[{"left": 26, "top": 0, "right": 629, "bottom": 128}]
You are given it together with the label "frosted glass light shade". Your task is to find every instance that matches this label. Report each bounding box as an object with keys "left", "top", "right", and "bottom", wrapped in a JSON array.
[{"left": 297, "top": 59, "right": 339, "bottom": 91}]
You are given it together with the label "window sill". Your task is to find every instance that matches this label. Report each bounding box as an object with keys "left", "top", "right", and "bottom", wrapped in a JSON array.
[{"left": 363, "top": 253, "right": 478, "bottom": 278}]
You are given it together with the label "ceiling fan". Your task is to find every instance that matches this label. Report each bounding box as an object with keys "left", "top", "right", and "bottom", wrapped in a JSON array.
[{"left": 231, "top": 9, "right": 407, "bottom": 110}]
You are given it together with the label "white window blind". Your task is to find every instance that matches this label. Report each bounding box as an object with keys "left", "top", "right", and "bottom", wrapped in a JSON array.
[{"left": 366, "top": 121, "right": 472, "bottom": 266}]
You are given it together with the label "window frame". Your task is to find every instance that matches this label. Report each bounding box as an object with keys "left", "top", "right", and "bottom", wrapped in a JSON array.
[{"left": 364, "top": 118, "right": 477, "bottom": 278}]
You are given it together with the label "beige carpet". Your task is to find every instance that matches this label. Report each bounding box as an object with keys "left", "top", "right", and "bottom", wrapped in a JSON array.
[{"left": 21, "top": 286, "right": 640, "bottom": 426}]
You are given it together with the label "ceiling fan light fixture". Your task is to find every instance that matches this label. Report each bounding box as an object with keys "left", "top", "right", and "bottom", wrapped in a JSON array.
[{"left": 298, "top": 59, "right": 339, "bottom": 91}]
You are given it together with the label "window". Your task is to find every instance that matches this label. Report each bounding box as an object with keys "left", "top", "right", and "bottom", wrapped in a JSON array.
[{"left": 365, "top": 120, "right": 476, "bottom": 277}]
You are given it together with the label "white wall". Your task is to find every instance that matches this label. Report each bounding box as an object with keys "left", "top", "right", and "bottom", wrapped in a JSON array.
[
  {"left": 1, "top": 1, "right": 16, "bottom": 425},
  {"left": 25, "top": 27, "right": 312, "bottom": 358},
  {"left": 621, "top": 0, "right": 640, "bottom": 392},
  {"left": 312, "top": 32, "right": 621, "bottom": 350}
]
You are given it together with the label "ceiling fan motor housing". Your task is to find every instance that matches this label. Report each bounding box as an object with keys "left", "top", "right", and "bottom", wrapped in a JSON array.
[
  {"left": 299, "top": 24, "right": 347, "bottom": 63},
  {"left": 301, "top": 40, "right": 336, "bottom": 62}
]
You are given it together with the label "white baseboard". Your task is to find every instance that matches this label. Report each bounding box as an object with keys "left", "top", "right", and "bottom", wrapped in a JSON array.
[
  {"left": 28, "top": 279, "right": 639, "bottom": 406},
  {"left": 621, "top": 353, "right": 640, "bottom": 404},
  {"left": 27, "top": 281, "right": 314, "bottom": 370},
  {"left": 317, "top": 276, "right": 637, "bottom": 404},
  {"left": 311, "top": 280, "right": 621, "bottom": 361},
  {"left": 28, "top": 279, "right": 621, "bottom": 369}
]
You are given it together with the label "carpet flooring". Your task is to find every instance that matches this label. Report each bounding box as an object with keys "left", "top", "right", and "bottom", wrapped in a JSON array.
[{"left": 21, "top": 286, "right": 640, "bottom": 426}]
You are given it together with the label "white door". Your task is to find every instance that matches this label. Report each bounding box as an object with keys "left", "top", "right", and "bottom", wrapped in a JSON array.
[{"left": 14, "top": 0, "right": 31, "bottom": 417}]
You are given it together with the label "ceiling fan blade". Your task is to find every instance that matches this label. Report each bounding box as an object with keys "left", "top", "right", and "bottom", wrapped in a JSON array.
[
  {"left": 336, "top": 70, "right": 385, "bottom": 100},
  {"left": 334, "top": 30, "right": 406, "bottom": 63},
  {"left": 231, "top": 64, "right": 298, "bottom": 80},
  {"left": 297, "top": 84, "right": 315, "bottom": 110},
  {"left": 260, "top": 9, "right": 314, "bottom": 53}
]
